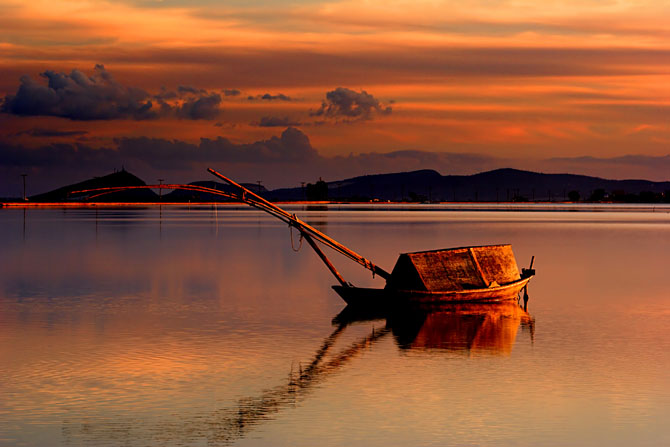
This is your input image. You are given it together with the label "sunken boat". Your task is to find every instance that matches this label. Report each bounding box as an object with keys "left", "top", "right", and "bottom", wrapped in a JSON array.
[{"left": 70, "top": 168, "right": 535, "bottom": 307}]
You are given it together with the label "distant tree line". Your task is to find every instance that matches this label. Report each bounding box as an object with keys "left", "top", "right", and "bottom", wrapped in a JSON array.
[
  {"left": 305, "top": 179, "right": 328, "bottom": 201},
  {"left": 303, "top": 181, "right": 670, "bottom": 203},
  {"left": 567, "top": 189, "right": 670, "bottom": 203}
]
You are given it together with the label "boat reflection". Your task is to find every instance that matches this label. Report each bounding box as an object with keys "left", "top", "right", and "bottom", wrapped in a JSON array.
[
  {"left": 65, "top": 301, "right": 532, "bottom": 445},
  {"left": 335, "top": 301, "right": 534, "bottom": 355}
]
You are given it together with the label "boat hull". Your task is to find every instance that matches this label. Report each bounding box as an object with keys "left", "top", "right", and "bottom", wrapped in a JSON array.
[{"left": 332, "top": 276, "right": 533, "bottom": 307}]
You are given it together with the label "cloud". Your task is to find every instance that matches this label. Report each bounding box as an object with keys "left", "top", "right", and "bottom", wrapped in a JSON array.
[
  {"left": 0, "top": 131, "right": 490, "bottom": 176},
  {"left": 311, "top": 87, "right": 391, "bottom": 121},
  {"left": 534, "top": 154, "right": 670, "bottom": 181},
  {"left": 0, "top": 127, "right": 318, "bottom": 194},
  {"left": 5, "top": 46, "right": 668, "bottom": 95},
  {"left": 177, "top": 85, "right": 205, "bottom": 94},
  {"left": 323, "top": 150, "right": 502, "bottom": 181},
  {"left": 3, "top": 127, "right": 670, "bottom": 197},
  {"left": 0, "top": 129, "right": 489, "bottom": 195},
  {"left": 114, "top": 127, "right": 317, "bottom": 168},
  {"left": 223, "top": 89, "right": 241, "bottom": 96},
  {"left": 256, "top": 116, "right": 302, "bottom": 127},
  {"left": 154, "top": 88, "right": 178, "bottom": 100},
  {"left": 175, "top": 92, "right": 222, "bottom": 120},
  {"left": 14, "top": 128, "right": 89, "bottom": 138},
  {"left": 1, "top": 64, "right": 160, "bottom": 121},
  {"left": 0, "top": 141, "right": 121, "bottom": 169},
  {"left": 248, "top": 93, "right": 292, "bottom": 101},
  {"left": 1, "top": 65, "right": 225, "bottom": 121}
]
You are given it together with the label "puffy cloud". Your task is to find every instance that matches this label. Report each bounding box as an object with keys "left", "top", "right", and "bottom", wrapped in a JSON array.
[
  {"left": 175, "top": 92, "right": 222, "bottom": 120},
  {"left": 113, "top": 127, "right": 317, "bottom": 167},
  {"left": 199, "top": 127, "right": 315, "bottom": 163},
  {"left": 256, "top": 116, "right": 302, "bottom": 127},
  {"left": 1, "top": 65, "right": 159, "bottom": 121},
  {"left": 1, "top": 66, "right": 224, "bottom": 121},
  {"left": 311, "top": 87, "right": 391, "bottom": 121}
]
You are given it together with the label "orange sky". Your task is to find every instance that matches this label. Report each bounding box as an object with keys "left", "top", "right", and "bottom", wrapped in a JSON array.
[{"left": 1, "top": 0, "right": 669, "bottom": 192}]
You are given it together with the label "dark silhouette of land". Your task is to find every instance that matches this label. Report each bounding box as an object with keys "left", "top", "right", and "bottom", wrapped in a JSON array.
[
  {"left": 162, "top": 180, "right": 267, "bottom": 202},
  {"left": 262, "top": 168, "right": 670, "bottom": 203},
  {"left": 280, "top": 168, "right": 669, "bottom": 203},
  {"left": 3, "top": 168, "right": 670, "bottom": 204},
  {"left": 29, "top": 169, "right": 158, "bottom": 202}
]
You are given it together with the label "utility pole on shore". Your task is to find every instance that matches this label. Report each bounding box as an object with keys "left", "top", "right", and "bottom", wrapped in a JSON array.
[
  {"left": 158, "top": 178, "right": 164, "bottom": 200},
  {"left": 21, "top": 174, "right": 27, "bottom": 201}
]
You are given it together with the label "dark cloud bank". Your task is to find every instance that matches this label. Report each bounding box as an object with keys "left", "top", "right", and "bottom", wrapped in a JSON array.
[
  {"left": 2, "top": 127, "right": 669, "bottom": 197},
  {"left": 1, "top": 65, "right": 223, "bottom": 121}
]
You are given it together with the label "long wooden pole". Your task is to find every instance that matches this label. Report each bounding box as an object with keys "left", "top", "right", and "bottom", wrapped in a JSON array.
[
  {"left": 302, "top": 233, "right": 348, "bottom": 287},
  {"left": 207, "top": 168, "right": 391, "bottom": 280},
  {"left": 72, "top": 175, "right": 391, "bottom": 282},
  {"left": 69, "top": 184, "right": 240, "bottom": 201}
]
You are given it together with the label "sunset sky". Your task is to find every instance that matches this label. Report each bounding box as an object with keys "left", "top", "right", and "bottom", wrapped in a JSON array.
[{"left": 1, "top": 0, "right": 669, "bottom": 195}]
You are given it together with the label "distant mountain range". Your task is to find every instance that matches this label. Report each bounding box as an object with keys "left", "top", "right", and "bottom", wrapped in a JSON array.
[
  {"left": 9, "top": 167, "right": 670, "bottom": 203},
  {"left": 274, "top": 168, "right": 670, "bottom": 202}
]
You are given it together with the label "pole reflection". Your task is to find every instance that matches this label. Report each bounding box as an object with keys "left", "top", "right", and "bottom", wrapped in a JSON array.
[{"left": 63, "top": 301, "right": 533, "bottom": 445}]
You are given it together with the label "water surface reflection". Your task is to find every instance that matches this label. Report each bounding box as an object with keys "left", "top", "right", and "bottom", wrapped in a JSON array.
[
  {"left": 337, "top": 301, "right": 534, "bottom": 355},
  {"left": 63, "top": 302, "right": 531, "bottom": 446},
  {"left": 3, "top": 206, "right": 670, "bottom": 447}
]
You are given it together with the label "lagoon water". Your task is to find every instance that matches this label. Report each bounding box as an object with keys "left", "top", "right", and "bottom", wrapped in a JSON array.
[{"left": 1, "top": 204, "right": 669, "bottom": 446}]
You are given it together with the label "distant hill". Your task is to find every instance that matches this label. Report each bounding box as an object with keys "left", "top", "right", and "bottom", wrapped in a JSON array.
[
  {"left": 29, "top": 169, "right": 158, "bottom": 202},
  {"left": 162, "top": 181, "right": 267, "bottom": 202},
  {"left": 267, "top": 168, "right": 670, "bottom": 202},
  {"left": 269, "top": 169, "right": 442, "bottom": 201},
  {"left": 18, "top": 167, "right": 670, "bottom": 203}
]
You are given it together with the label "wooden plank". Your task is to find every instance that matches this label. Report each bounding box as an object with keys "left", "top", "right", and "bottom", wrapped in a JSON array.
[
  {"left": 472, "top": 245, "right": 520, "bottom": 284},
  {"left": 469, "top": 247, "right": 491, "bottom": 287},
  {"left": 409, "top": 249, "right": 487, "bottom": 291}
]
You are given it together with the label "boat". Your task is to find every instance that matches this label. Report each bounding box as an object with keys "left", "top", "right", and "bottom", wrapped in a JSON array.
[
  {"left": 333, "top": 244, "right": 534, "bottom": 306},
  {"left": 203, "top": 168, "right": 535, "bottom": 308},
  {"left": 69, "top": 167, "right": 536, "bottom": 307}
]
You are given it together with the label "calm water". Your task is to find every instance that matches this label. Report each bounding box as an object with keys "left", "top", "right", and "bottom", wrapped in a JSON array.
[{"left": 1, "top": 205, "right": 669, "bottom": 446}]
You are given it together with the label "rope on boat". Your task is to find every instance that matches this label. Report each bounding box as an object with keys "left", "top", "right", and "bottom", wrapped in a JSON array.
[
  {"left": 289, "top": 225, "right": 303, "bottom": 252},
  {"left": 365, "top": 259, "right": 375, "bottom": 278}
]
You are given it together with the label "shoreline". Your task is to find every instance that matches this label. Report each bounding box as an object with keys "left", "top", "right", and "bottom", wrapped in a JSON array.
[{"left": 3, "top": 201, "right": 670, "bottom": 212}]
